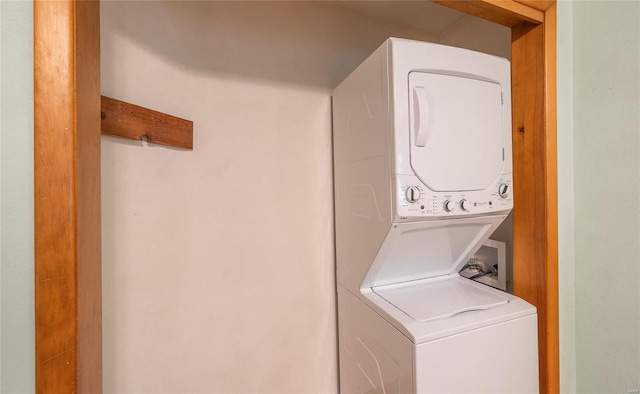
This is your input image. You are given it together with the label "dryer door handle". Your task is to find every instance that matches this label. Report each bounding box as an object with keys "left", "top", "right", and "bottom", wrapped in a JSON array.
[{"left": 413, "top": 86, "right": 430, "bottom": 147}]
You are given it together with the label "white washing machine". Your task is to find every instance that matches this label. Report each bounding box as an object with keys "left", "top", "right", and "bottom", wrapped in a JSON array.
[{"left": 332, "top": 38, "right": 539, "bottom": 393}]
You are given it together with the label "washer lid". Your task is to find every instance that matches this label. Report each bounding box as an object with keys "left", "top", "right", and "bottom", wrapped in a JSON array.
[
  {"left": 363, "top": 215, "right": 506, "bottom": 288},
  {"left": 373, "top": 278, "right": 508, "bottom": 323},
  {"left": 408, "top": 71, "right": 505, "bottom": 192}
]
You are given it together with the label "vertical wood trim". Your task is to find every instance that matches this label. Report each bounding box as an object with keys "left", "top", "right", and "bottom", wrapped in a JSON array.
[
  {"left": 542, "top": 4, "right": 559, "bottom": 393},
  {"left": 34, "top": 0, "right": 102, "bottom": 391},
  {"left": 76, "top": 1, "right": 103, "bottom": 392},
  {"left": 511, "top": 20, "right": 545, "bottom": 389},
  {"left": 34, "top": 2, "right": 77, "bottom": 389},
  {"left": 511, "top": 9, "right": 558, "bottom": 393}
]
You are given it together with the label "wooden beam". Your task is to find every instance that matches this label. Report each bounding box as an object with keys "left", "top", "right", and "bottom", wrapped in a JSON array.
[
  {"left": 101, "top": 96, "right": 194, "bottom": 150},
  {"left": 431, "top": 0, "right": 544, "bottom": 27},
  {"left": 541, "top": 4, "right": 559, "bottom": 393},
  {"left": 76, "top": 1, "right": 103, "bottom": 392},
  {"left": 515, "top": 0, "right": 555, "bottom": 12},
  {"left": 511, "top": 5, "right": 558, "bottom": 393},
  {"left": 34, "top": 0, "right": 102, "bottom": 392}
]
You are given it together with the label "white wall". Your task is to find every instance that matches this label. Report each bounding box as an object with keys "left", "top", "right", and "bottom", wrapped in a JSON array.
[
  {"left": 559, "top": 1, "right": 640, "bottom": 392},
  {"left": 573, "top": 2, "right": 640, "bottom": 391},
  {"left": 101, "top": 2, "right": 509, "bottom": 392},
  {"left": 0, "top": 1, "right": 35, "bottom": 392}
]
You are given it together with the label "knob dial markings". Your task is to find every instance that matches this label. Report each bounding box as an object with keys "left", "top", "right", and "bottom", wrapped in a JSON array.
[
  {"left": 443, "top": 200, "right": 454, "bottom": 212},
  {"left": 405, "top": 186, "right": 420, "bottom": 203},
  {"left": 498, "top": 183, "right": 510, "bottom": 198}
]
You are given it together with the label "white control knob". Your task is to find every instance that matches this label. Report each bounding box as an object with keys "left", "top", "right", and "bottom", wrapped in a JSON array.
[
  {"left": 460, "top": 199, "right": 470, "bottom": 211},
  {"left": 443, "top": 200, "right": 455, "bottom": 212},
  {"left": 498, "top": 183, "right": 510, "bottom": 198},
  {"left": 405, "top": 186, "right": 420, "bottom": 203}
]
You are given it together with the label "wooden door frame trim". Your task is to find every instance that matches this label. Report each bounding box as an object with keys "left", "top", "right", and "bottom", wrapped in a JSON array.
[
  {"left": 34, "top": 0, "right": 101, "bottom": 391},
  {"left": 33, "top": 0, "right": 558, "bottom": 392}
]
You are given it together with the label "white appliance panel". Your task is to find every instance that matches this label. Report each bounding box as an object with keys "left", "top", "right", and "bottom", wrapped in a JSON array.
[
  {"left": 338, "top": 285, "right": 414, "bottom": 394},
  {"left": 364, "top": 215, "right": 505, "bottom": 288},
  {"left": 362, "top": 276, "right": 537, "bottom": 344},
  {"left": 333, "top": 38, "right": 539, "bottom": 394},
  {"left": 373, "top": 278, "right": 508, "bottom": 323},
  {"left": 414, "top": 314, "right": 539, "bottom": 393},
  {"left": 387, "top": 38, "right": 513, "bottom": 220},
  {"left": 332, "top": 46, "right": 393, "bottom": 297},
  {"left": 408, "top": 72, "right": 504, "bottom": 192},
  {"left": 395, "top": 174, "right": 513, "bottom": 220},
  {"left": 389, "top": 39, "right": 513, "bottom": 182}
]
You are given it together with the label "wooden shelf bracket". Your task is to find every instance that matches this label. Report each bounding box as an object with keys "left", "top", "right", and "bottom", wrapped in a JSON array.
[{"left": 100, "top": 95, "right": 194, "bottom": 149}]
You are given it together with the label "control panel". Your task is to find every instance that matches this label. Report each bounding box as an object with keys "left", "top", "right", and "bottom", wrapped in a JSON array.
[{"left": 395, "top": 174, "right": 513, "bottom": 221}]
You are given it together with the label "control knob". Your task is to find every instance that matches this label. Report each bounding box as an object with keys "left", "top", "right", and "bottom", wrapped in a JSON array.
[
  {"left": 498, "top": 183, "right": 510, "bottom": 198},
  {"left": 460, "top": 199, "right": 470, "bottom": 211},
  {"left": 405, "top": 186, "right": 421, "bottom": 203},
  {"left": 443, "top": 200, "right": 455, "bottom": 212}
]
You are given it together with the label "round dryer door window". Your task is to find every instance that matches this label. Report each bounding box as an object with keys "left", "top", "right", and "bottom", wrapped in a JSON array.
[{"left": 408, "top": 71, "right": 505, "bottom": 192}]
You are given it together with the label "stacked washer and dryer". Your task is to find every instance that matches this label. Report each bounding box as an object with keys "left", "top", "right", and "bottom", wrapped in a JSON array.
[{"left": 332, "top": 38, "right": 539, "bottom": 393}]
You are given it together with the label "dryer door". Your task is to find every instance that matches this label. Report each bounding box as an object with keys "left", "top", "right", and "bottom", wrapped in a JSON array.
[{"left": 408, "top": 72, "right": 505, "bottom": 192}]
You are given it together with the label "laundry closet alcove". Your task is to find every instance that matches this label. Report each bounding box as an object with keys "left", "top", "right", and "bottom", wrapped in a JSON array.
[{"left": 33, "top": 1, "right": 558, "bottom": 393}]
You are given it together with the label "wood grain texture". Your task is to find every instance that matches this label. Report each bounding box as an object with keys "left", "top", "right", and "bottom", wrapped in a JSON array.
[
  {"left": 511, "top": 11, "right": 558, "bottom": 394},
  {"left": 101, "top": 96, "right": 194, "bottom": 149},
  {"left": 34, "top": 1, "right": 78, "bottom": 390},
  {"left": 431, "top": 0, "right": 544, "bottom": 27},
  {"left": 34, "top": 0, "right": 102, "bottom": 392},
  {"left": 515, "top": 0, "right": 555, "bottom": 12},
  {"left": 542, "top": 4, "right": 559, "bottom": 393},
  {"left": 76, "top": 1, "right": 103, "bottom": 393}
]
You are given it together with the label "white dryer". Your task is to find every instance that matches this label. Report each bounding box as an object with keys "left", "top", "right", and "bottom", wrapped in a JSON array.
[{"left": 332, "top": 38, "right": 539, "bottom": 393}]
